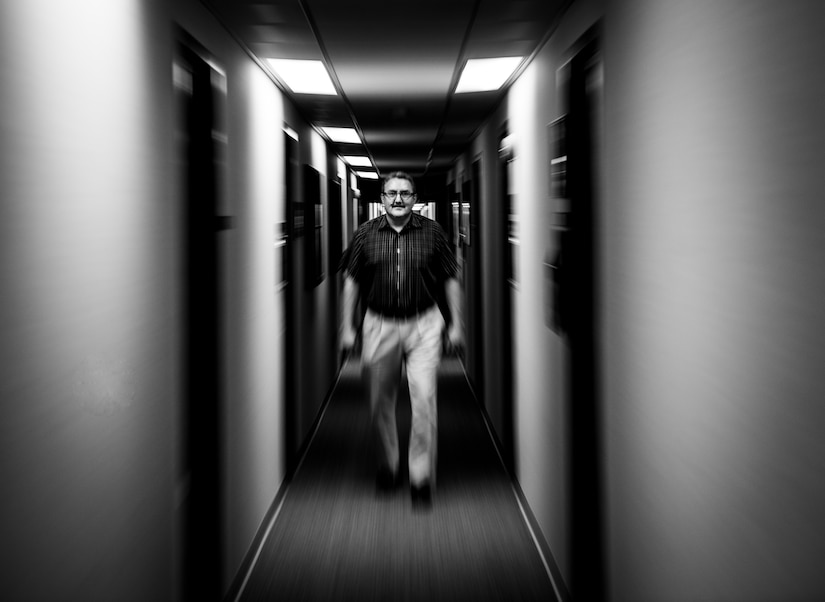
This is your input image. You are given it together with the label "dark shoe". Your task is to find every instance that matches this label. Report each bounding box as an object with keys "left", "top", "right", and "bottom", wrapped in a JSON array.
[
  {"left": 375, "top": 466, "right": 400, "bottom": 493},
  {"left": 410, "top": 482, "right": 432, "bottom": 509}
]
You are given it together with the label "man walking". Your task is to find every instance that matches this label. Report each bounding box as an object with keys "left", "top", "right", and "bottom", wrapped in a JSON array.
[{"left": 341, "top": 171, "right": 461, "bottom": 508}]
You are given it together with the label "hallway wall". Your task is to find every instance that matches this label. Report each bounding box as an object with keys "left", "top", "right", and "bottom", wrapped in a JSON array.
[
  {"left": 602, "top": 2, "right": 825, "bottom": 600},
  {"left": 461, "top": 0, "right": 604, "bottom": 593},
  {"left": 467, "top": 107, "right": 510, "bottom": 459},
  {"left": 464, "top": 2, "right": 825, "bottom": 600},
  {"left": 174, "top": 1, "right": 341, "bottom": 592},
  {"left": 508, "top": 0, "right": 605, "bottom": 592},
  {"left": 171, "top": 0, "right": 291, "bottom": 591},
  {"left": 1, "top": 1, "right": 177, "bottom": 600},
  {"left": 1, "top": 0, "right": 341, "bottom": 598},
  {"left": 286, "top": 120, "right": 339, "bottom": 452}
]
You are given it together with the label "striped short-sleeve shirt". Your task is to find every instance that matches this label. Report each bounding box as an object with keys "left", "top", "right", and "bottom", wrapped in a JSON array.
[{"left": 346, "top": 213, "right": 458, "bottom": 318}]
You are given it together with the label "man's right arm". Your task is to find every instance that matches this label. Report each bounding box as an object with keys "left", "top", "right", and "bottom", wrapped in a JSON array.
[{"left": 341, "top": 275, "right": 359, "bottom": 351}]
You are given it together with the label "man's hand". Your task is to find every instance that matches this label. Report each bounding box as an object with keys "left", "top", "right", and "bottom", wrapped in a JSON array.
[
  {"left": 341, "top": 276, "right": 359, "bottom": 358},
  {"left": 445, "top": 322, "right": 463, "bottom": 355},
  {"left": 444, "top": 278, "right": 462, "bottom": 356},
  {"left": 341, "top": 325, "right": 358, "bottom": 353}
]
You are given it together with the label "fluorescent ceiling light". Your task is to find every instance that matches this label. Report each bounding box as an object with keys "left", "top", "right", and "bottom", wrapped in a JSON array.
[
  {"left": 321, "top": 127, "right": 361, "bottom": 144},
  {"left": 355, "top": 171, "right": 379, "bottom": 179},
  {"left": 267, "top": 59, "right": 336, "bottom": 95},
  {"left": 343, "top": 156, "right": 372, "bottom": 167},
  {"left": 455, "top": 57, "right": 523, "bottom": 93}
]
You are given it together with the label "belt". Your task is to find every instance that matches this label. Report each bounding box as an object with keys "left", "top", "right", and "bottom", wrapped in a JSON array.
[{"left": 367, "top": 303, "right": 435, "bottom": 319}]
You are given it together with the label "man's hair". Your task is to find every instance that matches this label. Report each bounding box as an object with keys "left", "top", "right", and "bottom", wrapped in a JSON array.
[{"left": 382, "top": 171, "right": 416, "bottom": 193}]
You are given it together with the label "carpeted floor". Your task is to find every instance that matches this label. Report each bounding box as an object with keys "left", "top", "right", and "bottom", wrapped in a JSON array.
[{"left": 235, "top": 356, "right": 557, "bottom": 601}]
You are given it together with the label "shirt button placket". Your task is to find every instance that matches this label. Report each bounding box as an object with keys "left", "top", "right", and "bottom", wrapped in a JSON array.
[{"left": 396, "top": 239, "right": 401, "bottom": 308}]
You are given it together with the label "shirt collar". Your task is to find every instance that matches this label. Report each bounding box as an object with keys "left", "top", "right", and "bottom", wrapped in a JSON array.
[{"left": 378, "top": 212, "right": 423, "bottom": 231}]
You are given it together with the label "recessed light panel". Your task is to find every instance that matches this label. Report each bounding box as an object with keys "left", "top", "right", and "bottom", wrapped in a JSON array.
[
  {"left": 321, "top": 127, "right": 361, "bottom": 144},
  {"left": 355, "top": 171, "right": 379, "bottom": 179},
  {"left": 343, "top": 156, "right": 372, "bottom": 167},
  {"left": 267, "top": 59, "right": 336, "bottom": 95},
  {"left": 455, "top": 57, "right": 523, "bottom": 93}
]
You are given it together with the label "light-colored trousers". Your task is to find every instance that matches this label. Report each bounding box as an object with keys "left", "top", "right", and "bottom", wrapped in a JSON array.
[{"left": 361, "top": 305, "right": 444, "bottom": 487}]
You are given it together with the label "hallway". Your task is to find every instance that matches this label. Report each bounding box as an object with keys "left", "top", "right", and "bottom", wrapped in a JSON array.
[
  {"left": 5, "top": 2, "right": 825, "bottom": 600},
  {"left": 232, "top": 357, "right": 559, "bottom": 601}
]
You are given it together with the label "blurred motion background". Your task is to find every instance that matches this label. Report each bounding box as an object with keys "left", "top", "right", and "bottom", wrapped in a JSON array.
[{"left": 2, "top": 0, "right": 825, "bottom": 600}]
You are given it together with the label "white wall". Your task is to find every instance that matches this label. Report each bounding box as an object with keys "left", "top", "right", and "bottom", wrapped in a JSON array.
[
  {"left": 1, "top": 0, "right": 177, "bottom": 599},
  {"left": 219, "top": 48, "right": 286, "bottom": 591},
  {"left": 171, "top": 0, "right": 310, "bottom": 590},
  {"left": 504, "top": 0, "right": 604, "bottom": 589},
  {"left": 1, "top": 0, "right": 333, "bottom": 597},
  {"left": 603, "top": 2, "right": 825, "bottom": 600},
  {"left": 470, "top": 2, "right": 825, "bottom": 599},
  {"left": 507, "top": 46, "right": 567, "bottom": 578},
  {"left": 458, "top": 1, "right": 604, "bottom": 592}
]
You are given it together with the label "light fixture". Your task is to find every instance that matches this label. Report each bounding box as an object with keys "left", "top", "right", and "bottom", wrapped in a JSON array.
[
  {"left": 455, "top": 57, "right": 523, "bottom": 93},
  {"left": 266, "top": 59, "right": 336, "bottom": 95},
  {"left": 343, "top": 156, "right": 372, "bottom": 167},
  {"left": 321, "top": 127, "right": 361, "bottom": 144},
  {"left": 355, "top": 171, "right": 379, "bottom": 180}
]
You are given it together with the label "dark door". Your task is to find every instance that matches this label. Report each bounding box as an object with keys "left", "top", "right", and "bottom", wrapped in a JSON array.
[
  {"left": 470, "top": 161, "right": 484, "bottom": 402},
  {"left": 555, "top": 27, "right": 605, "bottom": 601},
  {"left": 174, "top": 32, "right": 225, "bottom": 601},
  {"left": 283, "top": 131, "right": 301, "bottom": 467},
  {"left": 462, "top": 167, "right": 484, "bottom": 399},
  {"left": 498, "top": 131, "right": 516, "bottom": 470},
  {"left": 327, "top": 177, "right": 343, "bottom": 355}
]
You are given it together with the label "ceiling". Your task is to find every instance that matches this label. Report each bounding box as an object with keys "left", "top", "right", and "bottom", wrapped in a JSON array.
[{"left": 204, "top": 0, "right": 570, "bottom": 182}]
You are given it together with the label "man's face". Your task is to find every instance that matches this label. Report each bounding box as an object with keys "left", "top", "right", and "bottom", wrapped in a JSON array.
[{"left": 382, "top": 177, "right": 416, "bottom": 220}]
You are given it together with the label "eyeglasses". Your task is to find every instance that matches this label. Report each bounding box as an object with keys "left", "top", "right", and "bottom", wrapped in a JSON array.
[{"left": 381, "top": 190, "right": 416, "bottom": 201}]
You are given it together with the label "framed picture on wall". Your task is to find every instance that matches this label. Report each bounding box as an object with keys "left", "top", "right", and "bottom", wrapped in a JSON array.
[
  {"left": 498, "top": 130, "right": 518, "bottom": 287},
  {"left": 449, "top": 187, "right": 460, "bottom": 248},
  {"left": 461, "top": 178, "right": 471, "bottom": 247},
  {"left": 274, "top": 221, "right": 287, "bottom": 291},
  {"left": 303, "top": 164, "right": 324, "bottom": 288},
  {"left": 549, "top": 115, "right": 567, "bottom": 200}
]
